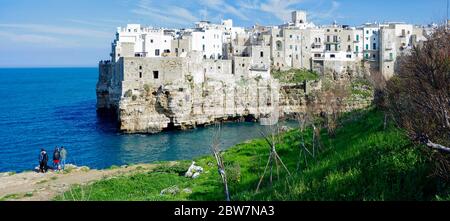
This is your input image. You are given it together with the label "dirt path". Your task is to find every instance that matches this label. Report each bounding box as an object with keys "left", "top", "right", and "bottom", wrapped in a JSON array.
[{"left": 0, "top": 163, "right": 164, "bottom": 201}]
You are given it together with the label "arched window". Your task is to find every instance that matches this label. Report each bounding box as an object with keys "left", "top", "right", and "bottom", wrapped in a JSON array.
[{"left": 276, "top": 41, "right": 283, "bottom": 51}]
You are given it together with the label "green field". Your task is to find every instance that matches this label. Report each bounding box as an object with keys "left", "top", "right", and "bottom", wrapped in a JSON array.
[{"left": 57, "top": 108, "right": 450, "bottom": 201}]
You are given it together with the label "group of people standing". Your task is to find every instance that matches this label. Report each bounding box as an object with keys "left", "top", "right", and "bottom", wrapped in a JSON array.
[{"left": 38, "top": 147, "right": 67, "bottom": 173}]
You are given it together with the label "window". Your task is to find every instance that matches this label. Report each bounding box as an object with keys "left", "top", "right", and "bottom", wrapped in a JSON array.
[
  {"left": 290, "top": 35, "right": 293, "bottom": 39},
  {"left": 348, "top": 35, "right": 351, "bottom": 41},
  {"left": 139, "top": 72, "right": 142, "bottom": 78},
  {"left": 139, "top": 66, "right": 142, "bottom": 70},
  {"left": 372, "top": 54, "right": 376, "bottom": 58},
  {"left": 366, "top": 30, "right": 369, "bottom": 34},
  {"left": 346, "top": 54, "right": 352, "bottom": 58},
  {"left": 260, "top": 51, "right": 264, "bottom": 58},
  {"left": 389, "top": 53, "right": 393, "bottom": 60},
  {"left": 164, "top": 49, "right": 170, "bottom": 53},
  {"left": 202, "top": 45, "right": 205, "bottom": 52},
  {"left": 326, "top": 44, "right": 331, "bottom": 51},
  {"left": 355, "top": 46, "right": 359, "bottom": 52},
  {"left": 150, "top": 39, "right": 154, "bottom": 43},
  {"left": 155, "top": 49, "right": 160, "bottom": 56},
  {"left": 290, "top": 45, "right": 293, "bottom": 49},
  {"left": 153, "top": 71, "right": 159, "bottom": 79},
  {"left": 330, "top": 54, "right": 336, "bottom": 58},
  {"left": 365, "top": 54, "right": 369, "bottom": 59},
  {"left": 366, "top": 44, "right": 369, "bottom": 50},
  {"left": 202, "top": 36, "right": 205, "bottom": 39},
  {"left": 356, "top": 35, "right": 359, "bottom": 41},
  {"left": 347, "top": 45, "right": 351, "bottom": 51},
  {"left": 373, "top": 43, "right": 376, "bottom": 50}
]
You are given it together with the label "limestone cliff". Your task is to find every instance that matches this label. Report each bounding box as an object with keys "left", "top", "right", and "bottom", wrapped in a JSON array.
[{"left": 96, "top": 59, "right": 373, "bottom": 134}]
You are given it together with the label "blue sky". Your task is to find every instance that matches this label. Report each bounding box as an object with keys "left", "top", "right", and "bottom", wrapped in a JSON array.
[{"left": 0, "top": 0, "right": 448, "bottom": 67}]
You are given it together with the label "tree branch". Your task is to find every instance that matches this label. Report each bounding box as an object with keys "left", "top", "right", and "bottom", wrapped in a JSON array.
[{"left": 426, "top": 140, "right": 450, "bottom": 153}]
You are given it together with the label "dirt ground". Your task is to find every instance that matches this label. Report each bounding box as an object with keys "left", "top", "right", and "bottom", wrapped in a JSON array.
[{"left": 0, "top": 164, "right": 161, "bottom": 201}]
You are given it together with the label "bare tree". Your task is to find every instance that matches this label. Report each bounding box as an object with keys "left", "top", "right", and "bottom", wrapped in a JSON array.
[
  {"left": 369, "top": 70, "right": 389, "bottom": 129},
  {"left": 211, "top": 123, "right": 230, "bottom": 201},
  {"left": 318, "top": 83, "right": 350, "bottom": 138},
  {"left": 385, "top": 26, "right": 450, "bottom": 179},
  {"left": 256, "top": 124, "right": 292, "bottom": 193}
]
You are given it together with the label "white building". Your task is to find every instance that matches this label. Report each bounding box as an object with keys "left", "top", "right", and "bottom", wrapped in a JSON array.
[{"left": 111, "top": 24, "right": 173, "bottom": 62}]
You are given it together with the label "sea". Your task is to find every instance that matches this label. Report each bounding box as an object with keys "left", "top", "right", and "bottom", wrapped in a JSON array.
[{"left": 0, "top": 68, "right": 294, "bottom": 172}]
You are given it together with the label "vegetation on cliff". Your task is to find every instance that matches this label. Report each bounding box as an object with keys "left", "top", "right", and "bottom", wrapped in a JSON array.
[
  {"left": 272, "top": 68, "right": 319, "bottom": 83},
  {"left": 57, "top": 108, "right": 450, "bottom": 201}
]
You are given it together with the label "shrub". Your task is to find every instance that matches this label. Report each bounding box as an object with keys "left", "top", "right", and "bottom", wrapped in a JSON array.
[
  {"left": 153, "top": 161, "right": 191, "bottom": 176},
  {"left": 225, "top": 162, "right": 241, "bottom": 185},
  {"left": 124, "top": 89, "right": 132, "bottom": 98}
]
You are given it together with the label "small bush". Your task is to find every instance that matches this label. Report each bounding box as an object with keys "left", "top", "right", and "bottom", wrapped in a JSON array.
[
  {"left": 153, "top": 161, "right": 191, "bottom": 176},
  {"left": 124, "top": 89, "right": 132, "bottom": 98},
  {"left": 143, "top": 84, "right": 151, "bottom": 92},
  {"left": 225, "top": 162, "right": 241, "bottom": 185}
]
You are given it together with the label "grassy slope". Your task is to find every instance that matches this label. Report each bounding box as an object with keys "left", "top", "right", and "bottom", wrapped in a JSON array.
[{"left": 58, "top": 108, "right": 450, "bottom": 201}]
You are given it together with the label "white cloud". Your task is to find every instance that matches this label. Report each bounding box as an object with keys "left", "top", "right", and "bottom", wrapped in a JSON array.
[
  {"left": 199, "top": 0, "right": 250, "bottom": 21},
  {"left": 0, "top": 31, "right": 84, "bottom": 48},
  {"left": 309, "top": 1, "right": 342, "bottom": 22},
  {"left": 131, "top": 0, "right": 199, "bottom": 26},
  {"left": 0, "top": 23, "right": 111, "bottom": 39},
  {"left": 260, "top": 0, "right": 305, "bottom": 22}
]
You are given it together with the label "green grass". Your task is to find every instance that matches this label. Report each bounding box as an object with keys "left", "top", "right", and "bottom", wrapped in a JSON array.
[
  {"left": 272, "top": 68, "right": 319, "bottom": 83},
  {"left": 57, "top": 108, "right": 450, "bottom": 201}
]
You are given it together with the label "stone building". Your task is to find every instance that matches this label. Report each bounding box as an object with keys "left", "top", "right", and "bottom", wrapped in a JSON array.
[{"left": 379, "top": 23, "right": 426, "bottom": 79}]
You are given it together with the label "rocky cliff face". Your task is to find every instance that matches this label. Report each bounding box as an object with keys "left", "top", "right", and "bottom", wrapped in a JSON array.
[
  {"left": 113, "top": 77, "right": 281, "bottom": 133},
  {"left": 97, "top": 63, "right": 373, "bottom": 134}
]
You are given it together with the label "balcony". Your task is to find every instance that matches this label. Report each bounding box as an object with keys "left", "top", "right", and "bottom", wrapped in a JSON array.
[
  {"left": 364, "top": 57, "right": 378, "bottom": 62},
  {"left": 250, "top": 64, "right": 269, "bottom": 71},
  {"left": 134, "top": 52, "right": 148, "bottom": 57},
  {"left": 324, "top": 41, "right": 341, "bottom": 44},
  {"left": 312, "top": 55, "right": 325, "bottom": 60}
]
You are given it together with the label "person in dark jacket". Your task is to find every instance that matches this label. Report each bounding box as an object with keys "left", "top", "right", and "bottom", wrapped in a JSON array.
[
  {"left": 38, "top": 149, "right": 48, "bottom": 173},
  {"left": 53, "top": 147, "right": 61, "bottom": 171}
]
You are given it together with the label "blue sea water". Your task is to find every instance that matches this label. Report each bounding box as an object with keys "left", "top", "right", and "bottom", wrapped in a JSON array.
[{"left": 0, "top": 68, "right": 294, "bottom": 173}]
